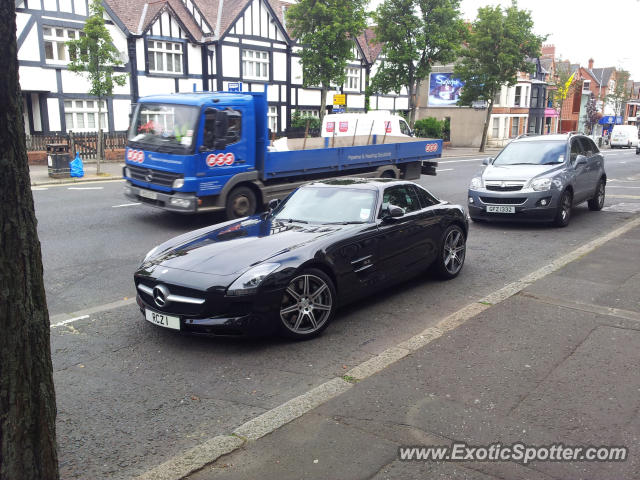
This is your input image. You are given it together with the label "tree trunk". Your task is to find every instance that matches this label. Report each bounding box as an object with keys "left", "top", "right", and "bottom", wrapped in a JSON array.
[
  {"left": 408, "top": 82, "right": 417, "bottom": 128},
  {"left": 319, "top": 85, "right": 328, "bottom": 125},
  {"left": 479, "top": 100, "right": 494, "bottom": 153},
  {"left": 0, "top": 3, "right": 60, "bottom": 480},
  {"left": 97, "top": 100, "right": 103, "bottom": 175}
]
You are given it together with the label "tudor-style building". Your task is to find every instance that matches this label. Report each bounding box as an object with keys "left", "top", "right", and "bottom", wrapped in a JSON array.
[{"left": 16, "top": 0, "right": 407, "bottom": 136}]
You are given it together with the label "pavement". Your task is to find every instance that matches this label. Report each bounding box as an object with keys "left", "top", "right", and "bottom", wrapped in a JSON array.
[
  {"left": 28, "top": 146, "right": 501, "bottom": 186},
  {"left": 180, "top": 221, "right": 640, "bottom": 480}
]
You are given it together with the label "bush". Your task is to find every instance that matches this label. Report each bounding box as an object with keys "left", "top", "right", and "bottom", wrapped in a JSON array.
[
  {"left": 291, "top": 110, "right": 321, "bottom": 131},
  {"left": 414, "top": 117, "right": 444, "bottom": 138}
]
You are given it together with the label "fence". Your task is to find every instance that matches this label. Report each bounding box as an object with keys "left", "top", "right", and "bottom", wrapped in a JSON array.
[{"left": 26, "top": 131, "right": 128, "bottom": 159}]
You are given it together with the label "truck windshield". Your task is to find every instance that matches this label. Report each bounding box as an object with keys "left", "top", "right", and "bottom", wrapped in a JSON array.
[
  {"left": 493, "top": 141, "right": 567, "bottom": 166},
  {"left": 128, "top": 103, "right": 199, "bottom": 152}
]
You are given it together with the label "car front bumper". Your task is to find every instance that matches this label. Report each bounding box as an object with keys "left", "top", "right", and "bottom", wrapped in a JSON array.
[
  {"left": 467, "top": 188, "right": 561, "bottom": 222},
  {"left": 136, "top": 288, "right": 284, "bottom": 337}
]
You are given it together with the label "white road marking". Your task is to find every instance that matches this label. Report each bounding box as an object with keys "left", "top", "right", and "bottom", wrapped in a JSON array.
[
  {"left": 112, "top": 202, "right": 141, "bottom": 208},
  {"left": 608, "top": 186, "right": 640, "bottom": 189},
  {"left": 32, "top": 179, "right": 125, "bottom": 188},
  {"left": 32, "top": 187, "right": 48, "bottom": 191},
  {"left": 50, "top": 315, "right": 89, "bottom": 329},
  {"left": 132, "top": 214, "right": 640, "bottom": 480},
  {"left": 436, "top": 168, "right": 454, "bottom": 172},
  {"left": 67, "top": 186, "right": 104, "bottom": 190},
  {"left": 439, "top": 158, "right": 485, "bottom": 164},
  {"left": 49, "top": 298, "right": 136, "bottom": 326}
]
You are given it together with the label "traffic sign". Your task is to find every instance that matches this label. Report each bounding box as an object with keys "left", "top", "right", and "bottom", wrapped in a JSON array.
[
  {"left": 333, "top": 94, "right": 346, "bottom": 106},
  {"left": 228, "top": 82, "right": 243, "bottom": 92}
]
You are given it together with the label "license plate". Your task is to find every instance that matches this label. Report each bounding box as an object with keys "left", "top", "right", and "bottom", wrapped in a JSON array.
[
  {"left": 145, "top": 308, "right": 180, "bottom": 330},
  {"left": 486, "top": 205, "right": 515, "bottom": 213},
  {"left": 139, "top": 190, "right": 158, "bottom": 200}
]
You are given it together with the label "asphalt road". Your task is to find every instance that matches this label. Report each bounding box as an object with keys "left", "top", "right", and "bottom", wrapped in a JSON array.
[{"left": 33, "top": 147, "right": 640, "bottom": 479}]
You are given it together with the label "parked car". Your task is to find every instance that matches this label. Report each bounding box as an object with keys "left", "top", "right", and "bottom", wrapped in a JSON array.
[
  {"left": 468, "top": 133, "right": 606, "bottom": 227},
  {"left": 135, "top": 179, "right": 468, "bottom": 339},
  {"left": 610, "top": 125, "right": 639, "bottom": 149}
]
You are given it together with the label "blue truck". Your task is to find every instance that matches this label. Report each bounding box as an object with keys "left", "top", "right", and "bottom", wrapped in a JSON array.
[{"left": 123, "top": 91, "right": 441, "bottom": 219}]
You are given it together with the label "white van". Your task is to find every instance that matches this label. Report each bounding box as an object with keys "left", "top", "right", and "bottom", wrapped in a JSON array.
[
  {"left": 610, "top": 125, "right": 639, "bottom": 149},
  {"left": 321, "top": 112, "right": 413, "bottom": 138}
]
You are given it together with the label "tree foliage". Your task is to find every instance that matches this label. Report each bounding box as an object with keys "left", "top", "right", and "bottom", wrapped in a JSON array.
[
  {"left": 286, "top": 0, "right": 367, "bottom": 122},
  {"left": 1, "top": 2, "right": 59, "bottom": 479},
  {"left": 606, "top": 68, "right": 632, "bottom": 117},
  {"left": 370, "top": 0, "right": 465, "bottom": 126},
  {"left": 67, "top": 0, "right": 127, "bottom": 171},
  {"left": 454, "top": 1, "right": 544, "bottom": 151}
]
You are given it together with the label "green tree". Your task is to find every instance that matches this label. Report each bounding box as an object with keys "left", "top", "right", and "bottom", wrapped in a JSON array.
[
  {"left": 286, "top": 0, "right": 367, "bottom": 123},
  {"left": 1, "top": 1, "right": 59, "bottom": 479},
  {"left": 606, "top": 68, "right": 632, "bottom": 117},
  {"left": 370, "top": 0, "right": 465, "bottom": 127},
  {"left": 67, "top": 0, "right": 127, "bottom": 174},
  {"left": 454, "top": 1, "right": 544, "bottom": 151}
]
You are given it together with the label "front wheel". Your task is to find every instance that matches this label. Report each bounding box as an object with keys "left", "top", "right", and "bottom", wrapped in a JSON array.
[
  {"left": 553, "top": 190, "right": 572, "bottom": 227},
  {"left": 588, "top": 179, "right": 605, "bottom": 211},
  {"left": 278, "top": 269, "right": 336, "bottom": 340},
  {"left": 225, "top": 186, "right": 257, "bottom": 219},
  {"left": 433, "top": 224, "right": 466, "bottom": 279}
]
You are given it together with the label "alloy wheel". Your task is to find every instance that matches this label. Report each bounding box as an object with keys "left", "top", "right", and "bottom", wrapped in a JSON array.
[
  {"left": 280, "top": 274, "right": 333, "bottom": 335},
  {"left": 443, "top": 228, "right": 466, "bottom": 275}
]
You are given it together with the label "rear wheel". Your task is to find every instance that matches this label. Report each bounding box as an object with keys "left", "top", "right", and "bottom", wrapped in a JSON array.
[
  {"left": 433, "top": 225, "right": 466, "bottom": 279},
  {"left": 278, "top": 269, "right": 336, "bottom": 340},
  {"left": 225, "top": 186, "right": 257, "bottom": 219},
  {"left": 553, "top": 190, "right": 572, "bottom": 227},
  {"left": 588, "top": 179, "right": 605, "bottom": 211}
]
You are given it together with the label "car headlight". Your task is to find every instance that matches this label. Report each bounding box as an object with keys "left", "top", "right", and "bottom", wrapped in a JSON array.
[
  {"left": 469, "top": 177, "right": 483, "bottom": 190},
  {"left": 227, "top": 263, "right": 280, "bottom": 296},
  {"left": 530, "top": 178, "right": 552, "bottom": 191},
  {"left": 172, "top": 178, "right": 184, "bottom": 189},
  {"left": 143, "top": 246, "right": 160, "bottom": 263}
]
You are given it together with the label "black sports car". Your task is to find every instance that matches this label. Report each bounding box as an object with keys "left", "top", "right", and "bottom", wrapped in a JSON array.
[{"left": 135, "top": 179, "right": 468, "bottom": 339}]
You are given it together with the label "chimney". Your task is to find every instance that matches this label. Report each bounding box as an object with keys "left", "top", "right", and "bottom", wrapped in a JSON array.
[{"left": 588, "top": 58, "right": 594, "bottom": 70}]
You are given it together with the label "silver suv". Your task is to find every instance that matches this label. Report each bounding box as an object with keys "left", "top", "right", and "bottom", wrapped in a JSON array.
[{"left": 468, "top": 133, "right": 606, "bottom": 227}]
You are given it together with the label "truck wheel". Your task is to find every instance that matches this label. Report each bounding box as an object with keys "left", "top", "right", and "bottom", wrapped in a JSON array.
[{"left": 226, "top": 186, "right": 257, "bottom": 219}]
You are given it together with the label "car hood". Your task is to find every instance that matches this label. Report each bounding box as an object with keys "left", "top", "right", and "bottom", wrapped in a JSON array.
[
  {"left": 148, "top": 216, "right": 346, "bottom": 275},
  {"left": 483, "top": 163, "right": 562, "bottom": 181}
]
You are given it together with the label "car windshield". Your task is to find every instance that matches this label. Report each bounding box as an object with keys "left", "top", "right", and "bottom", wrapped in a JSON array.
[
  {"left": 493, "top": 141, "right": 567, "bottom": 166},
  {"left": 128, "top": 103, "right": 199, "bottom": 152},
  {"left": 274, "top": 187, "right": 377, "bottom": 224}
]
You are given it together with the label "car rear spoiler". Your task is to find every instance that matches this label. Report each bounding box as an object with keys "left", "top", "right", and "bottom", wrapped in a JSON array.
[{"left": 421, "top": 160, "right": 438, "bottom": 176}]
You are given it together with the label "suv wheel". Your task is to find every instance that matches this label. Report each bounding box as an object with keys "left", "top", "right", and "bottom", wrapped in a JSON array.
[
  {"left": 588, "top": 179, "right": 606, "bottom": 211},
  {"left": 553, "top": 190, "right": 572, "bottom": 227}
]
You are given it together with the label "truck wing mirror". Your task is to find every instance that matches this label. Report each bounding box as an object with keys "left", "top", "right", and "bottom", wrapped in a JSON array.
[
  {"left": 268, "top": 198, "right": 280, "bottom": 211},
  {"left": 482, "top": 157, "right": 493, "bottom": 166}
]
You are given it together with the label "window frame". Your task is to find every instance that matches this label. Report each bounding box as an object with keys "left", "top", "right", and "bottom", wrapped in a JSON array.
[
  {"left": 242, "top": 49, "right": 270, "bottom": 81},
  {"left": 344, "top": 67, "right": 360, "bottom": 91},
  {"left": 511, "top": 117, "right": 520, "bottom": 137},
  {"left": 514, "top": 86, "right": 522, "bottom": 106},
  {"left": 147, "top": 39, "right": 184, "bottom": 74},
  {"left": 43, "top": 26, "right": 83, "bottom": 63},
  {"left": 379, "top": 185, "right": 422, "bottom": 217},
  {"left": 64, "top": 99, "right": 108, "bottom": 132}
]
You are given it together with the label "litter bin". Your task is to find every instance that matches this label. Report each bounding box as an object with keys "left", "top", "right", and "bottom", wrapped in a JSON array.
[{"left": 47, "top": 143, "right": 71, "bottom": 178}]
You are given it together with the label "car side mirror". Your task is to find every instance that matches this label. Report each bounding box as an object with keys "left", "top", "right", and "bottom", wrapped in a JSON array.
[
  {"left": 575, "top": 154, "right": 587, "bottom": 166},
  {"left": 268, "top": 198, "right": 280, "bottom": 211},
  {"left": 383, "top": 204, "right": 405, "bottom": 220},
  {"left": 482, "top": 157, "right": 493, "bottom": 166}
]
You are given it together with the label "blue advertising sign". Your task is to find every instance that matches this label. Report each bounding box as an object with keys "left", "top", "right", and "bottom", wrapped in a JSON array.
[
  {"left": 228, "top": 82, "right": 243, "bottom": 92},
  {"left": 428, "top": 73, "right": 464, "bottom": 107}
]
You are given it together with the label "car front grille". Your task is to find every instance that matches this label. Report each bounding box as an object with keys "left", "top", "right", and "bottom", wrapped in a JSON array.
[
  {"left": 484, "top": 181, "right": 525, "bottom": 192},
  {"left": 136, "top": 281, "right": 209, "bottom": 316},
  {"left": 128, "top": 165, "right": 183, "bottom": 187},
  {"left": 480, "top": 197, "right": 527, "bottom": 205}
]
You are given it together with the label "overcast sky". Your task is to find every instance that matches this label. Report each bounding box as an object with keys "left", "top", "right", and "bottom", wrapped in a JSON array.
[{"left": 368, "top": 0, "right": 640, "bottom": 80}]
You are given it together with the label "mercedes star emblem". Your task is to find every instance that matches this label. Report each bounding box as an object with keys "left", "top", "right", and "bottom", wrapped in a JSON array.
[{"left": 153, "top": 285, "right": 170, "bottom": 307}]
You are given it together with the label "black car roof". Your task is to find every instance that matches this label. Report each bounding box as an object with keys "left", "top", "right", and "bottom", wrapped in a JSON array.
[{"left": 303, "top": 178, "right": 408, "bottom": 191}]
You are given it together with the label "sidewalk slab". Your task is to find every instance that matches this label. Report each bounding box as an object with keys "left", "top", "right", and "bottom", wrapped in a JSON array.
[
  {"left": 29, "top": 161, "right": 124, "bottom": 186},
  {"left": 187, "top": 225, "right": 640, "bottom": 480}
]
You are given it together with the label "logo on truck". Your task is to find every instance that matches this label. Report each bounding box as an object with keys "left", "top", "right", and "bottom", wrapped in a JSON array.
[
  {"left": 127, "top": 149, "right": 145, "bottom": 163},
  {"left": 339, "top": 121, "right": 349, "bottom": 132},
  {"left": 425, "top": 143, "right": 439, "bottom": 153},
  {"left": 326, "top": 122, "right": 335, "bottom": 133},
  {"left": 206, "top": 152, "right": 235, "bottom": 167}
]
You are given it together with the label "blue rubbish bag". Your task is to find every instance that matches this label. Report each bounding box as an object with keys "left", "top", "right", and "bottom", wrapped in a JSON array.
[{"left": 70, "top": 152, "right": 84, "bottom": 177}]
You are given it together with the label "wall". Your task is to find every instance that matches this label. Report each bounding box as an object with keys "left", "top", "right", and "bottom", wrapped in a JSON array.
[{"left": 416, "top": 106, "right": 486, "bottom": 147}]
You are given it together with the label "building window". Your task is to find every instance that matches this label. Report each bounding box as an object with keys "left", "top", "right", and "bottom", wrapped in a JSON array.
[
  {"left": 148, "top": 40, "right": 183, "bottom": 74},
  {"left": 64, "top": 99, "right": 108, "bottom": 132},
  {"left": 511, "top": 117, "right": 520, "bottom": 137},
  {"left": 268, "top": 106, "right": 278, "bottom": 132},
  {"left": 583, "top": 80, "right": 591, "bottom": 92},
  {"left": 525, "top": 86, "right": 529, "bottom": 106},
  {"left": 514, "top": 86, "right": 521, "bottom": 106},
  {"left": 295, "top": 109, "right": 319, "bottom": 117},
  {"left": 492, "top": 118, "right": 499, "bottom": 138},
  {"left": 242, "top": 49, "right": 269, "bottom": 80},
  {"left": 344, "top": 67, "right": 360, "bottom": 91},
  {"left": 493, "top": 91, "right": 501, "bottom": 106},
  {"left": 531, "top": 87, "right": 539, "bottom": 108},
  {"left": 43, "top": 26, "right": 82, "bottom": 62}
]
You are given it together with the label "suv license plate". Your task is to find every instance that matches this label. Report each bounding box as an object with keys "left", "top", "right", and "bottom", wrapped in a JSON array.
[
  {"left": 145, "top": 309, "right": 180, "bottom": 330},
  {"left": 140, "top": 190, "right": 158, "bottom": 200},
  {"left": 487, "top": 205, "right": 515, "bottom": 213}
]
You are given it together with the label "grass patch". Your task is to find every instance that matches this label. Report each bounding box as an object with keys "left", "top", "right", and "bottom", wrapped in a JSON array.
[{"left": 342, "top": 375, "right": 358, "bottom": 384}]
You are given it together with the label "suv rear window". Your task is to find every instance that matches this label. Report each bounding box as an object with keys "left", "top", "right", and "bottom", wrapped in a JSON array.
[{"left": 493, "top": 141, "right": 566, "bottom": 166}]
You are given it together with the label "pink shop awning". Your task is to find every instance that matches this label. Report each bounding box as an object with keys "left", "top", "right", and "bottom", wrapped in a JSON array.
[{"left": 544, "top": 108, "right": 559, "bottom": 117}]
